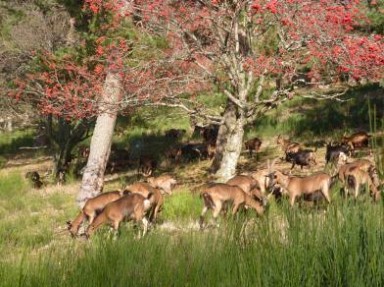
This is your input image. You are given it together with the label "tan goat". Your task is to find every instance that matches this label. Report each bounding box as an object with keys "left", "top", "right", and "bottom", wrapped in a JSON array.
[
  {"left": 199, "top": 183, "right": 264, "bottom": 227},
  {"left": 147, "top": 175, "right": 177, "bottom": 195},
  {"left": 67, "top": 191, "right": 122, "bottom": 237},
  {"left": 250, "top": 169, "right": 271, "bottom": 195},
  {"left": 85, "top": 193, "right": 153, "bottom": 238},
  {"left": 345, "top": 166, "right": 381, "bottom": 201},
  {"left": 269, "top": 171, "right": 333, "bottom": 206},
  {"left": 226, "top": 175, "right": 265, "bottom": 202},
  {"left": 337, "top": 159, "right": 373, "bottom": 184},
  {"left": 124, "top": 182, "right": 163, "bottom": 222}
]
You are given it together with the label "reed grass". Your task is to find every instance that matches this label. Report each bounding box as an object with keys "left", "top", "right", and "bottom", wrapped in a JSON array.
[{"left": 1, "top": 188, "right": 383, "bottom": 287}]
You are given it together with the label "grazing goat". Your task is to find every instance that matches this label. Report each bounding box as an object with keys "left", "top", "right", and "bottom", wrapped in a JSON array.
[
  {"left": 346, "top": 166, "right": 381, "bottom": 201},
  {"left": 276, "top": 134, "right": 301, "bottom": 155},
  {"left": 67, "top": 191, "right": 122, "bottom": 237},
  {"left": 226, "top": 175, "right": 265, "bottom": 203},
  {"left": 342, "top": 131, "right": 371, "bottom": 150},
  {"left": 268, "top": 171, "right": 333, "bottom": 206},
  {"left": 124, "top": 182, "right": 163, "bottom": 222},
  {"left": 337, "top": 159, "right": 373, "bottom": 184},
  {"left": 85, "top": 193, "right": 153, "bottom": 238},
  {"left": 200, "top": 183, "right": 264, "bottom": 227},
  {"left": 285, "top": 149, "right": 317, "bottom": 170},
  {"left": 244, "top": 137, "right": 262, "bottom": 157},
  {"left": 147, "top": 175, "right": 177, "bottom": 195},
  {"left": 325, "top": 143, "right": 351, "bottom": 165}
]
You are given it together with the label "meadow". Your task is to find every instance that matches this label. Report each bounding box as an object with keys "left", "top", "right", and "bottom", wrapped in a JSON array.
[{"left": 0, "top": 88, "right": 384, "bottom": 287}]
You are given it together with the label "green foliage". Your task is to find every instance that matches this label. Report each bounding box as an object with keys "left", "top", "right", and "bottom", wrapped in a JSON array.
[
  {"left": 162, "top": 189, "right": 202, "bottom": 222},
  {"left": 0, "top": 130, "right": 35, "bottom": 156},
  {"left": 366, "top": 1, "right": 384, "bottom": 34},
  {"left": 247, "top": 85, "right": 384, "bottom": 142}
]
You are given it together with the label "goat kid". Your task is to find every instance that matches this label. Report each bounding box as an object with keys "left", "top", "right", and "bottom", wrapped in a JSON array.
[
  {"left": 85, "top": 193, "right": 153, "bottom": 238},
  {"left": 269, "top": 171, "right": 333, "bottom": 206},
  {"left": 200, "top": 183, "right": 264, "bottom": 227},
  {"left": 67, "top": 191, "right": 122, "bottom": 237}
]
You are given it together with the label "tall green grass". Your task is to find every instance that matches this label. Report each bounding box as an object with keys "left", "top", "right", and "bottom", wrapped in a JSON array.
[{"left": 1, "top": 199, "right": 383, "bottom": 287}]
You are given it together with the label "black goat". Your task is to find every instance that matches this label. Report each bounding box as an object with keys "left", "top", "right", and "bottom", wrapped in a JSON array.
[
  {"left": 177, "top": 143, "right": 210, "bottom": 162},
  {"left": 325, "top": 143, "right": 351, "bottom": 164},
  {"left": 286, "top": 149, "right": 317, "bottom": 170}
]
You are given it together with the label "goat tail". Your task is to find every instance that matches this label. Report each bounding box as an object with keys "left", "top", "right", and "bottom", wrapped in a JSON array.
[{"left": 202, "top": 192, "right": 215, "bottom": 209}]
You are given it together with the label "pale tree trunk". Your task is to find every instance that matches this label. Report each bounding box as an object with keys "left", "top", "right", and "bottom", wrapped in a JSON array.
[
  {"left": 76, "top": 72, "right": 122, "bottom": 208},
  {"left": 211, "top": 102, "right": 244, "bottom": 182}
]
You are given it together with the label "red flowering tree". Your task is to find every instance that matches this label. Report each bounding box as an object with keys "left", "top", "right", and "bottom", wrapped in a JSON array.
[
  {"left": 128, "top": 0, "right": 384, "bottom": 180},
  {"left": 9, "top": 0, "right": 384, "bottom": 204}
]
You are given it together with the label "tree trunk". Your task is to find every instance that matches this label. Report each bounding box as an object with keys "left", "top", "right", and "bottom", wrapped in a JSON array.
[
  {"left": 76, "top": 72, "right": 122, "bottom": 208},
  {"left": 210, "top": 102, "right": 244, "bottom": 182}
]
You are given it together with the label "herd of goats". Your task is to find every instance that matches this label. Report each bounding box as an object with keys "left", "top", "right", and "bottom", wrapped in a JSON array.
[{"left": 65, "top": 128, "right": 382, "bottom": 239}]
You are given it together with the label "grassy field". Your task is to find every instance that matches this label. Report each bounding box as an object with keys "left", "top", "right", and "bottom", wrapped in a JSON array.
[
  {"left": 0, "top": 169, "right": 383, "bottom": 287},
  {"left": 1, "top": 89, "right": 384, "bottom": 286}
]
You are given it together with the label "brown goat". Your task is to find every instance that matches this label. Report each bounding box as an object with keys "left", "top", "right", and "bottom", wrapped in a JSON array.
[
  {"left": 199, "top": 183, "right": 264, "bottom": 227},
  {"left": 147, "top": 175, "right": 177, "bottom": 195},
  {"left": 124, "top": 182, "right": 163, "bottom": 222},
  {"left": 137, "top": 155, "right": 157, "bottom": 177},
  {"left": 85, "top": 193, "right": 153, "bottom": 238},
  {"left": 345, "top": 166, "right": 381, "bottom": 201},
  {"left": 244, "top": 137, "right": 262, "bottom": 157},
  {"left": 276, "top": 135, "right": 301, "bottom": 154},
  {"left": 269, "top": 171, "right": 333, "bottom": 206},
  {"left": 67, "top": 191, "right": 122, "bottom": 237},
  {"left": 337, "top": 159, "right": 373, "bottom": 184},
  {"left": 226, "top": 175, "right": 265, "bottom": 202},
  {"left": 342, "top": 131, "right": 371, "bottom": 150},
  {"left": 250, "top": 169, "right": 272, "bottom": 195}
]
